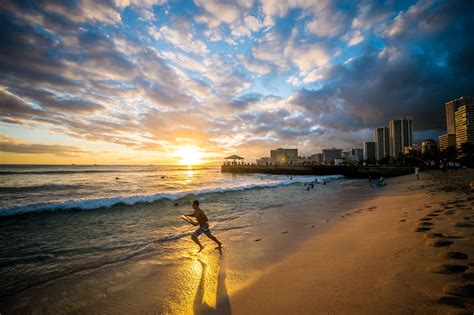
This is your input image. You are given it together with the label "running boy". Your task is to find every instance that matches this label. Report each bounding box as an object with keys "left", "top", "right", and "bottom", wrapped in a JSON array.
[{"left": 184, "top": 200, "right": 222, "bottom": 252}]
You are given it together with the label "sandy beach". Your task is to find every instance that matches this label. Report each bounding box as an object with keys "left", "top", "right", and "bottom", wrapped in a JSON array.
[
  {"left": 1, "top": 170, "right": 473, "bottom": 314},
  {"left": 231, "top": 170, "right": 474, "bottom": 314}
]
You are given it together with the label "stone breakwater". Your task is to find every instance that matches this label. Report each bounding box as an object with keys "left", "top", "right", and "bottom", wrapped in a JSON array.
[{"left": 221, "top": 164, "right": 415, "bottom": 178}]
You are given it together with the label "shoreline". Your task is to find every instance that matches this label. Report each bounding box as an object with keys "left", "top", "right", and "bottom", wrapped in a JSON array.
[
  {"left": 221, "top": 164, "right": 415, "bottom": 178},
  {"left": 231, "top": 170, "right": 474, "bottom": 314},
  {"left": 0, "top": 176, "right": 380, "bottom": 313},
  {"left": 1, "top": 170, "right": 473, "bottom": 313}
]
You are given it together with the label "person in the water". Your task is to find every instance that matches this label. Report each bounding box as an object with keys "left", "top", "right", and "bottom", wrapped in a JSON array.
[{"left": 184, "top": 200, "right": 222, "bottom": 252}]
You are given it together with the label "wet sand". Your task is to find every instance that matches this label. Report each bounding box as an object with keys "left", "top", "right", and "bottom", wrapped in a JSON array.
[
  {"left": 1, "top": 170, "right": 473, "bottom": 314},
  {"left": 232, "top": 169, "right": 474, "bottom": 314}
]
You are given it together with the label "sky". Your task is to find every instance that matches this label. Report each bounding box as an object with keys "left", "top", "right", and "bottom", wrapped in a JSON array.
[{"left": 1, "top": 0, "right": 473, "bottom": 165}]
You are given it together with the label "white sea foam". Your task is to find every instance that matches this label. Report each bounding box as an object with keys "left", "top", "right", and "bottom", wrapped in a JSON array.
[{"left": 0, "top": 175, "right": 343, "bottom": 217}]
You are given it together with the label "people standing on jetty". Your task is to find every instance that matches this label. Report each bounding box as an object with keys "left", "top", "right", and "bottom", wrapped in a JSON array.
[
  {"left": 415, "top": 166, "right": 420, "bottom": 181},
  {"left": 368, "top": 174, "right": 373, "bottom": 187},
  {"left": 184, "top": 200, "right": 222, "bottom": 252}
]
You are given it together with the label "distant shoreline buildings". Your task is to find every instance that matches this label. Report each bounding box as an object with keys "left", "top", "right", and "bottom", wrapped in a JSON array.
[
  {"left": 374, "top": 127, "right": 389, "bottom": 161},
  {"left": 270, "top": 148, "right": 298, "bottom": 164},
  {"left": 439, "top": 96, "right": 473, "bottom": 151},
  {"left": 252, "top": 96, "right": 473, "bottom": 166}
]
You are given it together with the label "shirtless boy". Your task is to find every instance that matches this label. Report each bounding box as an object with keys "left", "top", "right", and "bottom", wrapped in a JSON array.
[{"left": 184, "top": 200, "right": 222, "bottom": 252}]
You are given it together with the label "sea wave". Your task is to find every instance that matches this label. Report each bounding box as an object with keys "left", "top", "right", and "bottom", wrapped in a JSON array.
[
  {"left": 0, "top": 184, "right": 91, "bottom": 193},
  {"left": 0, "top": 232, "right": 189, "bottom": 296},
  {"left": 0, "top": 175, "right": 343, "bottom": 217},
  {"left": 0, "top": 169, "right": 155, "bottom": 175},
  {"left": 0, "top": 166, "right": 217, "bottom": 175}
]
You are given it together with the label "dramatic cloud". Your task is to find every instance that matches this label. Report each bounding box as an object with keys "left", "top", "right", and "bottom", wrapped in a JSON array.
[
  {"left": 1, "top": 0, "right": 473, "bottom": 162},
  {"left": 0, "top": 136, "right": 86, "bottom": 157}
]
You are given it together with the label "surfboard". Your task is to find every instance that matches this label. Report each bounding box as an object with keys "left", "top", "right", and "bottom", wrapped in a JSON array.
[{"left": 181, "top": 215, "right": 198, "bottom": 226}]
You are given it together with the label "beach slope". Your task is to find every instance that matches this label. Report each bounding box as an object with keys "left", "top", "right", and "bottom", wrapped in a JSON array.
[{"left": 230, "top": 171, "right": 474, "bottom": 314}]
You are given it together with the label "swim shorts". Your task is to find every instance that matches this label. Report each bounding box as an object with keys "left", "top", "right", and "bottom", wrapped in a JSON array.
[{"left": 192, "top": 223, "right": 212, "bottom": 237}]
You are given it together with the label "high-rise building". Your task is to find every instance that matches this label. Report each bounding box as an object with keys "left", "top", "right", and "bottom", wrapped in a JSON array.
[
  {"left": 389, "top": 118, "right": 413, "bottom": 157},
  {"left": 446, "top": 100, "right": 459, "bottom": 135},
  {"left": 322, "top": 149, "right": 342, "bottom": 165},
  {"left": 270, "top": 148, "right": 298, "bottom": 164},
  {"left": 455, "top": 102, "right": 474, "bottom": 149},
  {"left": 374, "top": 127, "right": 389, "bottom": 160},
  {"left": 311, "top": 153, "right": 323, "bottom": 164},
  {"left": 421, "top": 139, "right": 438, "bottom": 154},
  {"left": 363, "top": 142, "right": 376, "bottom": 162},
  {"left": 445, "top": 97, "right": 473, "bottom": 134},
  {"left": 351, "top": 147, "right": 363, "bottom": 162},
  {"left": 438, "top": 134, "right": 456, "bottom": 151},
  {"left": 404, "top": 144, "right": 420, "bottom": 155}
]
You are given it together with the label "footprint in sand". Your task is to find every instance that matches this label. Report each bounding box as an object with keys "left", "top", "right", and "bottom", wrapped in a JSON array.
[
  {"left": 440, "top": 252, "right": 469, "bottom": 260},
  {"left": 417, "top": 221, "right": 434, "bottom": 226},
  {"left": 425, "top": 238, "right": 453, "bottom": 247},
  {"left": 461, "top": 273, "right": 474, "bottom": 281},
  {"left": 442, "top": 283, "right": 474, "bottom": 297},
  {"left": 400, "top": 219, "right": 406, "bottom": 222},
  {"left": 454, "top": 222, "right": 474, "bottom": 228},
  {"left": 419, "top": 217, "right": 433, "bottom": 221},
  {"left": 415, "top": 227, "right": 431, "bottom": 232},
  {"left": 463, "top": 216, "right": 471, "bottom": 221},
  {"left": 423, "top": 232, "right": 447, "bottom": 240},
  {"left": 433, "top": 210, "right": 444, "bottom": 213},
  {"left": 437, "top": 296, "right": 466, "bottom": 308},
  {"left": 427, "top": 213, "right": 439, "bottom": 217},
  {"left": 282, "top": 231, "right": 288, "bottom": 234},
  {"left": 310, "top": 225, "right": 316, "bottom": 228},
  {"left": 427, "top": 264, "right": 468, "bottom": 274},
  {"left": 254, "top": 238, "right": 262, "bottom": 242},
  {"left": 444, "top": 210, "right": 456, "bottom": 215}
]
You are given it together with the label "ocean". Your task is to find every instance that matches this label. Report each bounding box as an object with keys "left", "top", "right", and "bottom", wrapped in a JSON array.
[{"left": 0, "top": 164, "right": 345, "bottom": 298}]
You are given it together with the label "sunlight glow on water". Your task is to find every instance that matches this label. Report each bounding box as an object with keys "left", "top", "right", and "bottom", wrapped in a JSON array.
[{"left": 0, "top": 164, "right": 345, "bottom": 299}]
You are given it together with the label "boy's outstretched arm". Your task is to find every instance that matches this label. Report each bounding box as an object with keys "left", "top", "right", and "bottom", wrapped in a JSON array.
[{"left": 184, "top": 212, "right": 195, "bottom": 217}]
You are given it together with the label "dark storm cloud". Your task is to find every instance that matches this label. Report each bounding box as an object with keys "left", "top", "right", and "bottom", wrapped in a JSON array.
[
  {"left": 78, "top": 30, "right": 116, "bottom": 52},
  {"left": 290, "top": 0, "right": 474, "bottom": 134},
  {"left": 0, "top": 89, "right": 44, "bottom": 124},
  {"left": 1, "top": 0, "right": 473, "bottom": 158},
  {"left": 234, "top": 108, "right": 323, "bottom": 143},
  {"left": 0, "top": 12, "right": 79, "bottom": 88}
]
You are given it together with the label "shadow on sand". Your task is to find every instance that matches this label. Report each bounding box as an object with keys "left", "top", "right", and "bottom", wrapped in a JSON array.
[{"left": 193, "top": 249, "right": 231, "bottom": 314}]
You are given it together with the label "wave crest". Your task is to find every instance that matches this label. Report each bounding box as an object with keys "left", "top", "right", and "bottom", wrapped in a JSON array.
[{"left": 0, "top": 175, "right": 343, "bottom": 217}]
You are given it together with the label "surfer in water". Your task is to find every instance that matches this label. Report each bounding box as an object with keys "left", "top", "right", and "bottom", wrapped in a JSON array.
[{"left": 184, "top": 200, "right": 222, "bottom": 252}]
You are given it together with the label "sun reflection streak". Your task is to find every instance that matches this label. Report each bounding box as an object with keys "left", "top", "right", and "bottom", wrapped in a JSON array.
[{"left": 189, "top": 253, "right": 224, "bottom": 313}]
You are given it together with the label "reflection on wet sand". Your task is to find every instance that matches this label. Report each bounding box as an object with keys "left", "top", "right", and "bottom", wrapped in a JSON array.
[{"left": 192, "top": 250, "right": 231, "bottom": 314}]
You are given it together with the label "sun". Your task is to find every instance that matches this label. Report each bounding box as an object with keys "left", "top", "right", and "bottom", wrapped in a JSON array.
[{"left": 176, "top": 145, "right": 204, "bottom": 165}]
